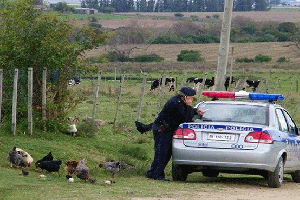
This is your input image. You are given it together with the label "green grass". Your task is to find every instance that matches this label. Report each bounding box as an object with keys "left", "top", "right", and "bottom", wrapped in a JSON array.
[{"left": 1, "top": 67, "right": 300, "bottom": 198}]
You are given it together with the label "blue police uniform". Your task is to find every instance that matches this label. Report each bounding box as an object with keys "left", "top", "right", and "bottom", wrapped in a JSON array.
[{"left": 146, "top": 87, "right": 198, "bottom": 180}]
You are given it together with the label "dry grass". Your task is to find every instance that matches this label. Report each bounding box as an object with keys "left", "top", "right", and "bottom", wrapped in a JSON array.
[
  {"left": 98, "top": 11, "right": 300, "bottom": 29},
  {"left": 84, "top": 42, "right": 300, "bottom": 64}
]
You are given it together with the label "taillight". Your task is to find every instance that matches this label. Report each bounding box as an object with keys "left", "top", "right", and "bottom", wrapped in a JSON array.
[
  {"left": 173, "top": 128, "right": 196, "bottom": 140},
  {"left": 245, "top": 131, "right": 273, "bottom": 144}
]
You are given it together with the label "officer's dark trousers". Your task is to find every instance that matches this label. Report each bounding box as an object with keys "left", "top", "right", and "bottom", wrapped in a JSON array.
[{"left": 146, "top": 124, "right": 173, "bottom": 180}]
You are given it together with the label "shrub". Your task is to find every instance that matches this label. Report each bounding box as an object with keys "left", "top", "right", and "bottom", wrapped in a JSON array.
[
  {"left": 85, "top": 55, "right": 108, "bottom": 63},
  {"left": 105, "top": 50, "right": 130, "bottom": 62},
  {"left": 241, "top": 24, "right": 257, "bottom": 35},
  {"left": 177, "top": 50, "right": 204, "bottom": 62},
  {"left": 174, "top": 13, "right": 184, "bottom": 17},
  {"left": 255, "top": 35, "right": 276, "bottom": 42},
  {"left": 190, "top": 15, "right": 199, "bottom": 21},
  {"left": 89, "top": 23, "right": 102, "bottom": 29},
  {"left": 237, "top": 37, "right": 252, "bottom": 43},
  {"left": 184, "top": 34, "right": 220, "bottom": 44},
  {"left": 151, "top": 36, "right": 191, "bottom": 44},
  {"left": 278, "top": 22, "right": 297, "bottom": 33},
  {"left": 88, "top": 16, "right": 97, "bottom": 22},
  {"left": 133, "top": 54, "right": 164, "bottom": 62},
  {"left": 254, "top": 54, "right": 272, "bottom": 62},
  {"left": 212, "top": 14, "right": 220, "bottom": 19},
  {"left": 277, "top": 57, "right": 289, "bottom": 63},
  {"left": 235, "top": 57, "right": 254, "bottom": 63}
]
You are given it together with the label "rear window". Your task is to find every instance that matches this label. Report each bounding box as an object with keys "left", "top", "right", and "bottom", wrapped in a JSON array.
[{"left": 195, "top": 103, "right": 268, "bottom": 125}]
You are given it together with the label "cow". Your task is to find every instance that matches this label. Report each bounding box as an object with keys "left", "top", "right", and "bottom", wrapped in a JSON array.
[
  {"left": 204, "top": 77, "right": 214, "bottom": 89},
  {"left": 246, "top": 80, "right": 261, "bottom": 92},
  {"left": 150, "top": 77, "right": 175, "bottom": 92},
  {"left": 224, "top": 76, "right": 236, "bottom": 91}
]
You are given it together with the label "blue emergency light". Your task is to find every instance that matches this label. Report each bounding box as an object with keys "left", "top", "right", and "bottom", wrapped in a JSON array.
[{"left": 202, "top": 91, "right": 285, "bottom": 101}]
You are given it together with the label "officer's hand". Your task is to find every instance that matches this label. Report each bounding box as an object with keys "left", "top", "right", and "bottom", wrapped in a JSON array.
[{"left": 197, "top": 109, "right": 206, "bottom": 115}]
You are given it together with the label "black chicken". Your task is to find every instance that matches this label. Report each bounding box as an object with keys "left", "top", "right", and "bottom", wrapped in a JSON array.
[
  {"left": 36, "top": 160, "right": 62, "bottom": 173},
  {"left": 35, "top": 152, "right": 54, "bottom": 168},
  {"left": 135, "top": 121, "right": 153, "bottom": 134}
]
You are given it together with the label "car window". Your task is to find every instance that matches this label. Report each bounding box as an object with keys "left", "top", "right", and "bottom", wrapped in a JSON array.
[
  {"left": 195, "top": 103, "right": 267, "bottom": 124},
  {"left": 283, "top": 110, "right": 298, "bottom": 135},
  {"left": 275, "top": 109, "right": 288, "bottom": 132}
]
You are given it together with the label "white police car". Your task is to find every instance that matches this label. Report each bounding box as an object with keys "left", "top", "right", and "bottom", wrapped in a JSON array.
[{"left": 172, "top": 91, "right": 300, "bottom": 188}]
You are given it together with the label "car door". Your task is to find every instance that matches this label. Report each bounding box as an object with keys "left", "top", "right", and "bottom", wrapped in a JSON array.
[
  {"left": 275, "top": 108, "right": 300, "bottom": 170},
  {"left": 282, "top": 109, "right": 300, "bottom": 169}
]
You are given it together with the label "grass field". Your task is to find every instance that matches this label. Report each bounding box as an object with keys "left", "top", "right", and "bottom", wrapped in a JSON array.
[
  {"left": 2, "top": 8, "right": 300, "bottom": 199},
  {"left": 1, "top": 64, "right": 300, "bottom": 199}
]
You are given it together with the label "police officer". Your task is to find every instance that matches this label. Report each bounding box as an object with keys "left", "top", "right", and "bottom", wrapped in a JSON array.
[{"left": 145, "top": 87, "right": 205, "bottom": 181}]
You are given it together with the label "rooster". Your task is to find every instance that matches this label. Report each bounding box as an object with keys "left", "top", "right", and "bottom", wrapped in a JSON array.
[
  {"left": 134, "top": 121, "right": 153, "bottom": 134},
  {"left": 16, "top": 148, "right": 34, "bottom": 167}
]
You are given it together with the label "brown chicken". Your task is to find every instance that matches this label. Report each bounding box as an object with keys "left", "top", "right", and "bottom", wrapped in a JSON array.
[{"left": 65, "top": 160, "right": 79, "bottom": 175}]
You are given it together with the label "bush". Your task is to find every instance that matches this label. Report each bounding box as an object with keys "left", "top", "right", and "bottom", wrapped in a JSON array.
[
  {"left": 235, "top": 57, "right": 254, "bottom": 63},
  {"left": 190, "top": 15, "right": 199, "bottom": 21},
  {"left": 174, "top": 13, "right": 184, "bottom": 17},
  {"left": 89, "top": 23, "right": 102, "bottom": 29},
  {"left": 133, "top": 54, "right": 164, "bottom": 62},
  {"left": 278, "top": 22, "right": 297, "bottom": 33},
  {"left": 184, "top": 34, "right": 220, "bottom": 44},
  {"left": 105, "top": 50, "right": 130, "bottom": 62},
  {"left": 88, "top": 16, "right": 97, "bottom": 22},
  {"left": 151, "top": 36, "right": 192, "bottom": 44},
  {"left": 212, "top": 14, "right": 220, "bottom": 19},
  {"left": 254, "top": 54, "right": 272, "bottom": 62},
  {"left": 237, "top": 37, "right": 253, "bottom": 43},
  {"left": 177, "top": 50, "right": 204, "bottom": 62},
  {"left": 277, "top": 57, "right": 290, "bottom": 63}
]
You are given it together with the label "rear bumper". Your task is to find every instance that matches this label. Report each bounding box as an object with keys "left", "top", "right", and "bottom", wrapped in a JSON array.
[{"left": 172, "top": 141, "right": 280, "bottom": 172}]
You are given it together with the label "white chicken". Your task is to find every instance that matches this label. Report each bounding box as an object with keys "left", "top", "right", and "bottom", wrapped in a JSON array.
[{"left": 16, "top": 148, "right": 34, "bottom": 167}]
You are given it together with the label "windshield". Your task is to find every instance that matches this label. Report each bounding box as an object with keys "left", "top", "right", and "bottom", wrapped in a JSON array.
[{"left": 195, "top": 103, "right": 268, "bottom": 125}]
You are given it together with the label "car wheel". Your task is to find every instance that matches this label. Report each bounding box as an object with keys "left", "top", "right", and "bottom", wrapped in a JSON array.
[
  {"left": 291, "top": 170, "right": 300, "bottom": 183},
  {"left": 172, "top": 163, "right": 188, "bottom": 181},
  {"left": 267, "top": 156, "right": 284, "bottom": 188},
  {"left": 202, "top": 169, "right": 219, "bottom": 177}
]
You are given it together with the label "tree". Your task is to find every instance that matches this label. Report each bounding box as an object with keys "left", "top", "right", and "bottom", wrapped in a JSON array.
[
  {"left": 254, "top": 0, "right": 268, "bottom": 11},
  {"left": 0, "top": 0, "right": 107, "bottom": 131}
]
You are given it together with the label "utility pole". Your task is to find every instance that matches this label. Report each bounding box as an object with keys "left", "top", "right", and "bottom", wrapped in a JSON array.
[{"left": 214, "top": 0, "right": 234, "bottom": 91}]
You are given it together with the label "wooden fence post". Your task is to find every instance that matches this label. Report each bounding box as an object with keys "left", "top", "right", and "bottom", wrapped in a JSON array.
[
  {"left": 113, "top": 74, "right": 125, "bottom": 128},
  {"left": 28, "top": 68, "right": 33, "bottom": 135},
  {"left": 0, "top": 69, "right": 3, "bottom": 126},
  {"left": 272, "top": 78, "right": 280, "bottom": 93},
  {"left": 135, "top": 73, "right": 147, "bottom": 122},
  {"left": 181, "top": 72, "right": 187, "bottom": 88},
  {"left": 12, "top": 69, "right": 18, "bottom": 135},
  {"left": 156, "top": 74, "right": 166, "bottom": 117},
  {"left": 92, "top": 71, "right": 102, "bottom": 120},
  {"left": 42, "top": 67, "right": 47, "bottom": 132},
  {"left": 197, "top": 72, "right": 208, "bottom": 103}
]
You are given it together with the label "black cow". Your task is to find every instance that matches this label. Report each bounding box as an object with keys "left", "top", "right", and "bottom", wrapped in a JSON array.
[
  {"left": 224, "top": 76, "right": 236, "bottom": 91},
  {"left": 150, "top": 77, "right": 175, "bottom": 92},
  {"left": 246, "top": 80, "right": 261, "bottom": 92}
]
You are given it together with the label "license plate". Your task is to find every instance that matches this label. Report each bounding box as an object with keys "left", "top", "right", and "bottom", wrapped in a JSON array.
[{"left": 207, "top": 133, "right": 235, "bottom": 141}]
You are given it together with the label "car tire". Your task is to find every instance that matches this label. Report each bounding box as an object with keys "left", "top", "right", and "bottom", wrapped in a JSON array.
[
  {"left": 202, "top": 170, "right": 219, "bottom": 177},
  {"left": 267, "top": 156, "right": 284, "bottom": 188},
  {"left": 172, "top": 163, "right": 188, "bottom": 181},
  {"left": 291, "top": 170, "right": 300, "bottom": 183}
]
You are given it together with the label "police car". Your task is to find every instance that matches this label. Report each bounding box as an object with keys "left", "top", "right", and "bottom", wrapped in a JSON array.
[{"left": 172, "top": 91, "right": 300, "bottom": 188}]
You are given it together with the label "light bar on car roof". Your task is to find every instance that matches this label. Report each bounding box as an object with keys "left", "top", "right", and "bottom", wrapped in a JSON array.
[{"left": 202, "top": 91, "right": 285, "bottom": 101}]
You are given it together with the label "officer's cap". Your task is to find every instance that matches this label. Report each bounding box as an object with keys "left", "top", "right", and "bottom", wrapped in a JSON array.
[{"left": 179, "top": 87, "right": 196, "bottom": 96}]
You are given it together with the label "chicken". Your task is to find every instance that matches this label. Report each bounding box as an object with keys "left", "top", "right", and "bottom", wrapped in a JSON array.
[
  {"left": 35, "top": 160, "right": 62, "bottom": 173},
  {"left": 67, "top": 117, "right": 79, "bottom": 136},
  {"left": 135, "top": 121, "right": 153, "bottom": 134},
  {"left": 15, "top": 148, "right": 33, "bottom": 167},
  {"left": 22, "top": 168, "right": 29, "bottom": 176},
  {"left": 99, "top": 161, "right": 121, "bottom": 178},
  {"left": 35, "top": 152, "right": 53, "bottom": 168},
  {"left": 104, "top": 180, "right": 115, "bottom": 185},
  {"left": 7, "top": 146, "right": 25, "bottom": 168},
  {"left": 74, "top": 159, "right": 90, "bottom": 181},
  {"left": 65, "top": 160, "right": 79, "bottom": 175}
]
